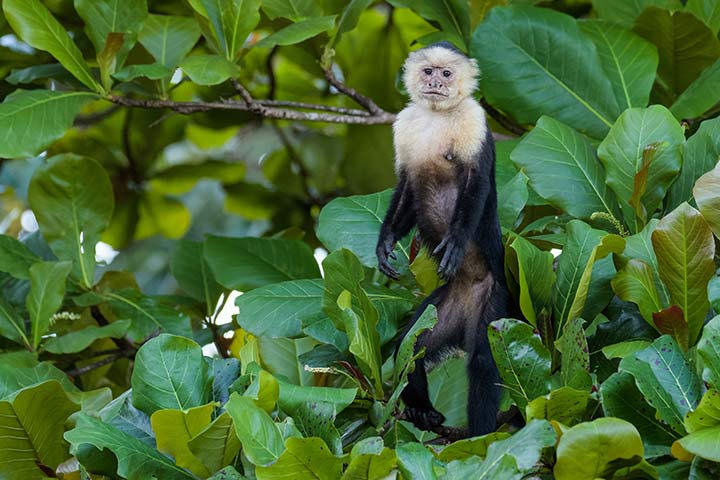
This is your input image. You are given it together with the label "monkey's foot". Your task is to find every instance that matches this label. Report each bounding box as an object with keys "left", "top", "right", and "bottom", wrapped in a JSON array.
[{"left": 404, "top": 407, "right": 446, "bottom": 431}]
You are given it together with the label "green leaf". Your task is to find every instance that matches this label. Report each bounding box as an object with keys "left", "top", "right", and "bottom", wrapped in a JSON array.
[
  {"left": 686, "top": 0, "right": 720, "bottom": 34},
  {"left": 321, "top": 248, "right": 369, "bottom": 332},
  {"left": 278, "top": 381, "right": 356, "bottom": 415},
  {"left": 236, "top": 279, "right": 323, "bottom": 339},
  {"left": 197, "top": 0, "right": 260, "bottom": 61},
  {"left": 693, "top": 153, "right": 720, "bottom": 239},
  {"left": 675, "top": 426, "right": 720, "bottom": 462},
  {"left": 428, "top": 357, "right": 469, "bottom": 428},
  {"left": 612, "top": 259, "right": 664, "bottom": 324},
  {"left": 187, "top": 412, "right": 241, "bottom": 474},
  {"left": 579, "top": 20, "right": 658, "bottom": 110},
  {"left": 3, "top": 0, "right": 102, "bottom": 91},
  {"left": 557, "top": 317, "right": 591, "bottom": 391},
  {"left": 526, "top": 387, "right": 593, "bottom": 425},
  {"left": 261, "top": 0, "right": 321, "bottom": 21},
  {"left": 327, "top": 0, "right": 373, "bottom": 49},
  {"left": 685, "top": 388, "right": 720, "bottom": 433},
  {"left": 131, "top": 334, "right": 210, "bottom": 415},
  {"left": 437, "top": 432, "right": 511, "bottom": 462},
  {"left": 510, "top": 116, "right": 618, "bottom": 220},
  {"left": 103, "top": 289, "right": 193, "bottom": 342},
  {"left": 497, "top": 170, "right": 528, "bottom": 229},
  {"left": 554, "top": 417, "right": 645, "bottom": 480},
  {"left": 634, "top": 7, "right": 720, "bottom": 96},
  {"left": 597, "top": 105, "right": 684, "bottom": 233},
  {"left": 478, "top": 420, "right": 556, "bottom": 477},
  {"left": 602, "top": 340, "right": 652, "bottom": 360},
  {"left": 256, "top": 437, "right": 343, "bottom": 480},
  {"left": 396, "top": 442, "right": 437, "bottom": 480},
  {"left": 621, "top": 219, "right": 670, "bottom": 304},
  {"left": 43, "top": 319, "right": 131, "bottom": 354},
  {"left": 66, "top": 413, "right": 195, "bottom": 479},
  {"left": 471, "top": 6, "right": 620, "bottom": 139},
  {"left": 138, "top": 14, "right": 201, "bottom": 68},
  {"left": 317, "top": 190, "right": 410, "bottom": 270},
  {"left": 0, "top": 297, "right": 29, "bottom": 348},
  {"left": 0, "top": 381, "right": 79, "bottom": 479},
  {"left": 170, "top": 239, "right": 224, "bottom": 316},
  {"left": 652, "top": 203, "right": 715, "bottom": 344},
  {"left": 28, "top": 154, "right": 113, "bottom": 288},
  {"left": 225, "top": 393, "right": 284, "bottom": 466},
  {"left": 592, "top": 0, "right": 683, "bottom": 29},
  {"left": 509, "top": 235, "right": 554, "bottom": 327},
  {"left": 204, "top": 236, "right": 320, "bottom": 291},
  {"left": 698, "top": 316, "right": 720, "bottom": 388},
  {"left": 151, "top": 404, "right": 214, "bottom": 478},
  {"left": 256, "top": 16, "right": 336, "bottom": 49},
  {"left": 620, "top": 335, "right": 702, "bottom": 434},
  {"left": 27, "top": 260, "right": 72, "bottom": 349},
  {"left": 601, "top": 371, "right": 679, "bottom": 457},
  {"left": 0, "top": 234, "right": 40, "bottom": 280},
  {"left": 112, "top": 62, "right": 173, "bottom": 81},
  {"left": 388, "top": 0, "right": 471, "bottom": 48},
  {"left": 181, "top": 54, "right": 240, "bottom": 85},
  {"left": 670, "top": 58, "right": 720, "bottom": 119},
  {"left": 74, "top": 0, "right": 148, "bottom": 64},
  {"left": 488, "top": 318, "right": 552, "bottom": 410},
  {"left": 0, "top": 354, "right": 78, "bottom": 400},
  {"left": 342, "top": 437, "right": 395, "bottom": 480},
  {"left": 0, "top": 90, "right": 98, "bottom": 159}
]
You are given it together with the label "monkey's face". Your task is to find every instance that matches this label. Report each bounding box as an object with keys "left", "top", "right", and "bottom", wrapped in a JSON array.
[{"left": 403, "top": 45, "right": 479, "bottom": 111}]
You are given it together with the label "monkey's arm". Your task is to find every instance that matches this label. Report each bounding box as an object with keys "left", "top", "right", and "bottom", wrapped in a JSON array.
[
  {"left": 434, "top": 135, "right": 495, "bottom": 278},
  {"left": 377, "top": 170, "right": 416, "bottom": 279}
]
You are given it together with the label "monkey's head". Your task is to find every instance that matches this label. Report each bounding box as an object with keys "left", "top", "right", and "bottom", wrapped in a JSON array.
[{"left": 402, "top": 41, "right": 479, "bottom": 110}]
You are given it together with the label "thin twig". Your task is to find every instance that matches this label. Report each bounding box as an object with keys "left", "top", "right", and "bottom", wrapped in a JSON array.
[
  {"left": 257, "top": 99, "right": 370, "bottom": 116},
  {"left": 266, "top": 45, "right": 279, "bottom": 100},
  {"left": 66, "top": 350, "right": 133, "bottom": 377},
  {"left": 91, "top": 306, "right": 137, "bottom": 353},
  {"left": 480, "top": 98, "right": 527, "bottom": 136},
  {"left": 74, "top": 104, "right": 121, "bottom": 126},
  {"left": 323, "top": 67, "right": 384, "bottom": 115}
]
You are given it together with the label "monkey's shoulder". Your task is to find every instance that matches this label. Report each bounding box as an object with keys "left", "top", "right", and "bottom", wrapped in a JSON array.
[{"left": 393, "top": 100, "right": 488, "bottom": 172}]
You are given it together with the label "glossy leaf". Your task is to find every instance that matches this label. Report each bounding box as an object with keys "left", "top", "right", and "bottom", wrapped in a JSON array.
[
  {"left": 43, "top": 319, "right": 131, "bottom": 354},
  {"left": 0, "top": 297, "right": 29, "bottom": 348},
  {"left": 693, "top": 158, "right": 720, "bottom": 239},
  {"left": 204, "top": 236, "right": 320, "bottom": 291},
  {"left": 0, "top": 90, "right": 98, "bottom": 159},
  {"left": 670, "top": 58, "right": 720, "bottom": 119},
  {"left": 188, "top": 412, "right": 241, "bottom": 474},
  {"left": 256, "top": 16, "right": 336, "bottom": 49},
  {"left": 471, "top": 6, "right": 620, "bottom": 139},
  {"left": 180, "top": 54, "right": 240, "bottom": 85},
  {"left": 388, "top": 0, "right": 470, "bottom": 47},
  {"left": 479, "top": 420, "right": 556, "bottom": 476},
  {"left": 151, "top": 404, "right": 214, "bottom": 477},
  {"left": 28, "top": 154, "right": 113, "bottom": 288},
  {"left": 557, "top": 317, "right": 591, "bottom": 391},
  {"left": 554, "top": 417, "right": 645, "bottom": 480},
  {"left": 3, "top": 0, "right": 102, "bottom": 91},
  {"left": 103, "top": 289, "right": 192, "bottom": 341},
  {"left": 66, "top": 413, "right": 195, "bottom": 479},
  {"left": 0, "top": 354, "right": 78, "bottom": 400},
  {"left": 488, "top": 318, "right": 552, "bottom": 410},
  {"left": 192, "top": 0, "right": 261, "bottom": 61},
  {"left": 592, "top": 0, "right": 683, "bottom": 28},
  {"left": 256, "top": 437, "right": 343, "bottom": 479},
  {"left": 138, "top": 14, "right": 201, "bottom": 68},
  {"left": 396, "top": 442, "right": 437, "bottom": 480},
  {"left": 170, "top": 239, "right": 224, "bottom": 316},
  {"left": 511, "top": 116, "right": 618, "bottom": 220},
  {"left": 261, "top": 0, "right": 321, "bottom": 20},
  {"left": 131, "top": 334, "right": 210, "bottom": 415},
  {"left": 328, "top": 0, "right": 374, "bottom": 49},
  {"left": 597, "top": 105, "right": 684, "bottom": 233},
  {"left": 342, "top": 437, "right": 395, "bottom": 480},
  {"left": 580, "top": 20, "right": 658, "bottom": 110},
  {"left": 612, "top": 258, "right": 664, "bottom": 324},
  {"left": 526, "top": 387, "right": 593, "bottom": 425},
  {"left": 698, "top": 316, "right": 720, "bottom": 388},
  {"left": 621, "top": 219, "right": 670, "bottom": 304},
  {"left": 74, "top": 0, "right": 148, "bottom": 64},
  {"left": 27, "top": 261, "right": 71, "bottom": 349},
  {"left": 670, "top": 116, "right": 720, "bottom": 210},
  {"left": 0, "top": 234, "right": 40, "bottom": 280},
  {"left": 225, "top": 393, "right": 284, "bottom": 466},
  {"left": 620, "top": 335, "right": 702, "bottom": 434},
  {"left": 437, "top": 432, "right": 510, "bottom": 462},
  {"left": 685, "top": 388, "right": 720, "bottom": 433},
  {"left": 497, "top": 170, "right": 528, "bottom": 229},
  {"left": 113, "top": 62, "right": 173, "bottom": 81},
  {"left": 652, "top": 202, "right": 715, "bottom": 344},
  {"left": 675, "top": 426, "right": 720, "bottom": 462},
  {"left": 509, "top": 235, "right": 554, "bottom": 326},
  {"left": 653, "top": 305, "right": 689, "bottom": 351},
  {"left": 0, "top": 381, "right": 79, "bottom": 479}
]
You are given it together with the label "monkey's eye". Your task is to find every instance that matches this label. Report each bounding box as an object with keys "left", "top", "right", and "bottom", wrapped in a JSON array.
[
  {"left": 423, "top": 68, "right": 433, "bottom": 75},
  {"left": 442, "top": 70, "right": 452, "bottom": 78}
]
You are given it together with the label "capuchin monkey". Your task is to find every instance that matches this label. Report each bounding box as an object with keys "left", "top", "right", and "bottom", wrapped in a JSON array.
[{"left": 376, "top": 41, "right": 508, "bottom": 437}]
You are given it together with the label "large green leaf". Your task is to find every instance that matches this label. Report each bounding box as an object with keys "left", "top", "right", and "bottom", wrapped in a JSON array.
[
  {"left": 29, "top": 155, "right": 113, "bottom": 288},
  {"left": 620, "top": 335, "right": 702, "bottom": 434},
  {"left": 428, "top": 357, "right": 469, "bottom": 428},
  {"left": 669, "top": 116, "right": 720, "bottom": 210},
  {"left": 554, "top": 417, "right": 645, "bottom": 480},
  {"left": 192, "top": 0, "right": 260, "bottom": 61},
  {"left": 685, "top": 388, "right": 720, "bottom": 433},
  {"left": 43, "top": 319, "right": 131, "bottom": 354},
  {"left": 686, "top": 0, "right": 720, "bottom": 34},
  {"left": 102, "top": 289, "right": 193, "bottom": 341},
  {"left": 342, "top": 437, "right": 395, "bottom": 480},
  {"left": 170, "top": 239, "right": 224, "bottom": 316},
  {"left": 692, "top": 149, "right": 720, "bottom": 238},
  {"left": 592, "top": 0, "right": 683, "bottom": 29},
  {"left": 0, "top": 234, "right": 40, "bottom": 280},
  {"left": 0, "top": 381, "right": 79, "bottom": 479},
  {"left": 0, "top": 354, "right": 77, "bottom": 400},
  {"left": 670, "top": 58, "right": 720, "bottom": 119},
  {"left": 27, "top": 260, "right": 71, "bottom": 349},
  {"left": 236, "top": 279, "right": 323, "bottom": 338},
  {"left": 204, "top": 236, "right": 320, "bottom": 291},
  {"left": 511, "top": 116, "right": 618, "bottom": 220},
  {"left": 471, "top": 6, "right": 621, "bottom": 139},
  {"left": 0, "top": 90, "right": 98, "bottom": 159},
  {"left": 74, "top": 0, "right": 148, "bottom": 64},
  {"left": 526, "top": 387, "right": 593, "bottom": 426},
  {"left": 478, "top": 420, "right": 556, "bottom": 477},
  {"left": 256, "top": 437, "right": 343, "bottom": 480},
  {"left": 634, "top": 7, "right": 720, "bottom": 96},
  {"left": 387, "top": 0, "right": 471, "bottom": 48},
  {"left": 557, "top": 317, "right": 592, "bottom": 391},
  {"left": 698, "top": 316, "right": 720, "bottom": 388},
  {"left": 652, "top": 203, "right": 715, "bottom": 344},
  {"left": 676, "top": 426, "right": 720, "bottom": 462},
  {"left": 66, "top": 413, "right": 195, "bottom": 479},
  {"left": 488, "top": 318, "right": 552, "bottom": 410},
  {"left": 612, "top": 259, "right": 664, "bottom": 325},
  {"left": 621, "top": 219, "right": 670, "bottom": 304},
  {"left": 580, "top": 20, "right": 658, "bottom": 110},
  {"left": 327, "top": 0, "right": 374, "bottom": 49},
  {"left": 138, "top": 14, "right": 201, "bottom": 68},
  {"left": 261, "top": 0, "right": 321, "bottom": 20},
  {"left": 131, "top": 334, "right": 210, "bottom": 415},
  {"left": 396, "top": 443, "right": 437, "bottom": 480},
  {"left": 509, "top": 235, "right": 554, "bottom": 326},
  {"left": 151, "top": 404, "right": 214, "bottom": 477},
  {"left": 597, "top": 105, "right": 684, "bottom": 233},
  {"left": 600, "top": 371, "right": 679, "bottom": 457},
  {"left": 0, "top": 297, "right": 29, "bottom": 348},
  {"left": 256, "top": 16, "right": 337, "bottom": 48},
  {"left": 497, "top": 170, "right": 528, "bottom": 229},
  {"left": 187, "top": 412, "right": 241, "bottom": 474},
  {"left": 225, "top": 393, "right": 284, "bottom": 466},
  {"left": 180, "top": 54, "right": 240, "bottom": 85},
  {"left": 3, "top": 0, "right": 102, "bottom": 91}
]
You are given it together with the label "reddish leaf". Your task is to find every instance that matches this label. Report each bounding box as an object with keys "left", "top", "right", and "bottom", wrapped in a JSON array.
[{"left": 652, "top": 305, "right": 689, "bottom": 351}]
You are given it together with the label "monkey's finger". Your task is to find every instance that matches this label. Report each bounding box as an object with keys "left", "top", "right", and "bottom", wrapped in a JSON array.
[
  {"left": 389, "top": 252, "right": 397, "bottom": 260},
  {"left": 379, "top": 259, "right": 400, "bottom": 279},
  {"left": 432, "top": 237, "right": 449, "bottom": 256}
]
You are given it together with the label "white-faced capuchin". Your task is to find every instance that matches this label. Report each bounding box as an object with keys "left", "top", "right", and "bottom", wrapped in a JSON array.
[{"left": 376, "top": 41, "right": 509, "bottom": 437}]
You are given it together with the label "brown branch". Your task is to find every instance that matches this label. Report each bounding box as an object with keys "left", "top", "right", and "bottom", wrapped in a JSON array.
[
  {"left": 480, "top": 98, "right": 527, "bottom": 136},
  {"left": 91, "top": 306, "right": 137, "bottom": 353},
  {"left": 257, "top": 99, "right": 370, "bottom": 116},
  {"left": 66, "top": 350, "right": 134, "bottom": 377},
  {"left": 323, "top": 67, "right": 384, "bottom": 115}
]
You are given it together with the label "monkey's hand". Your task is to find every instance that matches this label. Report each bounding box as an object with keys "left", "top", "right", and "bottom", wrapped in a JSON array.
[
  {"left": 376, "top": 234, "right": 400, "bottom": 280},
  {"left": 433, "top": 234, "right": 466, "bottom": 278},
  {"left": 404, "top": 406, "right": 446, "bottom": 431}
]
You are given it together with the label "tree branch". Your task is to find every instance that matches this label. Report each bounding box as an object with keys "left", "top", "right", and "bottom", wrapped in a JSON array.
[
  {"left": 480, "top": 98, "right": 527, "bottom": 136},
  {"left": 66, "top": 350, "right": 134, "bottom": 378},
  {"left": 323, "top": 67, "right": 384, "bottom": 115}
]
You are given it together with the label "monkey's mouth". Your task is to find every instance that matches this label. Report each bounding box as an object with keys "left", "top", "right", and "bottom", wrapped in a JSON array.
[{"left": 421, "top": 90, "right": 448, "bottom": 97}]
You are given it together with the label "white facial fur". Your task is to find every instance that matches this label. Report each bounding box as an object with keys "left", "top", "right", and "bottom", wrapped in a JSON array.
[{"left": 402, "top": 46, "right": 480, "bottom": 111}]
